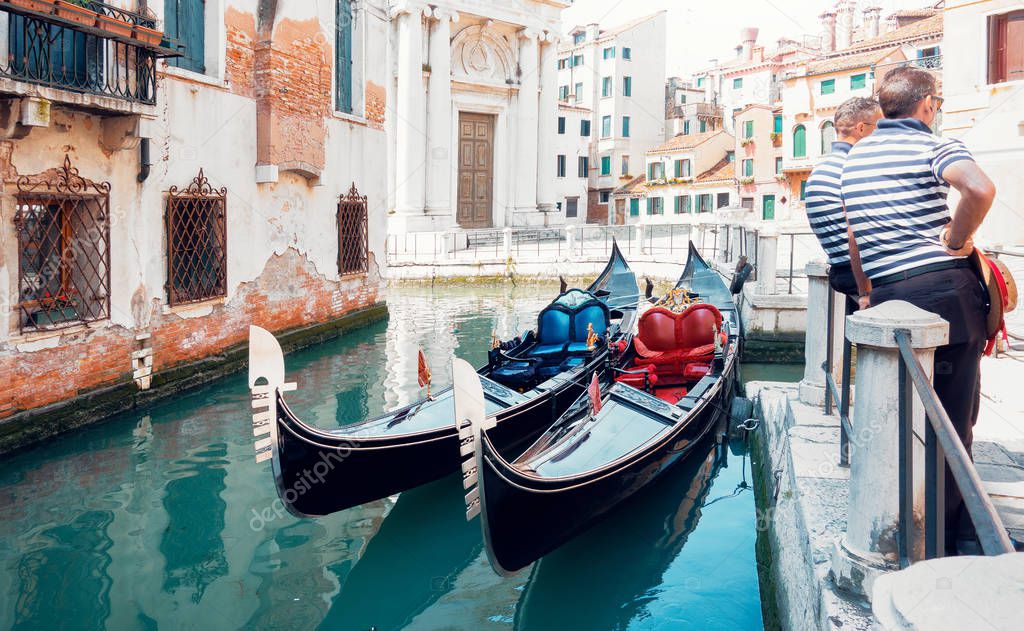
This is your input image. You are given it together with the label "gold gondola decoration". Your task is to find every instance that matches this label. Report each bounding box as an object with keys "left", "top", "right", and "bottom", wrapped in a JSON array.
[{"left": 586, "top": 323, "right": 599, "bottom": 351}]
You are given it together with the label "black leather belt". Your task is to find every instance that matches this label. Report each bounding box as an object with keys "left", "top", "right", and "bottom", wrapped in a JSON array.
[{"left": 872, "top": 258, "right": 971, "bottom": 288}]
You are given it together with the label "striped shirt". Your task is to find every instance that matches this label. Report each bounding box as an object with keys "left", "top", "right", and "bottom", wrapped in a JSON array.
[
  {"left": 840, "top": 118, "right": 975, "bottom": 280},
  {"left": 806, "top": 141, "right": 853, "bottom": 266}
]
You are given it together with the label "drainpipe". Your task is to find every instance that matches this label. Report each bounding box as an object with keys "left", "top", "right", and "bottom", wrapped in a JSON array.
[{"left": 138, "top": 137, "right": 152, "bottom": 183}]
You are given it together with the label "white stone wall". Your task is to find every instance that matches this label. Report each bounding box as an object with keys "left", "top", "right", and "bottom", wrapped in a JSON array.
[{"left": 553, "top": 105, "right": 592, "bottom": 224}]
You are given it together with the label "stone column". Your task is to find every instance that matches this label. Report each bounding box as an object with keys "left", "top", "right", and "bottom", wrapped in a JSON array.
[
  {"left": 425, "top": 8, "right": 458, "bottom": 222},
  {"left": 755, "top": 229, "right": 778, "bottom": 295},
  {"left": 536, "top": 32, "right": 559, "bottom": 214},
  {"left": 514, "top": 28, "right": 541, "bottom": 221},
  {"left": 799, "top": 261, "right": 830, "bottom": 405},
  {"left": 394, "top": 3, "right": 428, "bottom": 217},
  {"left": 829, "top": 301, "right": 949, "bottom": 600}
]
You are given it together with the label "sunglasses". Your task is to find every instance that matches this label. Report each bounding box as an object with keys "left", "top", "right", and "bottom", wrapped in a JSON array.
[{"left": 930, "top": 95, "right": 945, "bottom": 111}]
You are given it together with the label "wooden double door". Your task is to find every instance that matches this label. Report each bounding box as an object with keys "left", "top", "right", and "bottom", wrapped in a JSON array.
[{"left": 457, "top": 112, "right": 494, "bottom": 229}]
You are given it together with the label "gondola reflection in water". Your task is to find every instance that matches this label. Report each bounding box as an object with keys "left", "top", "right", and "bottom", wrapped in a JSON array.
[
  {"left": 458, "top": 243, "right": 742, "bottom": 575},
  {"left": 247, "top": 243, "right": 640, "bottom": 517}
]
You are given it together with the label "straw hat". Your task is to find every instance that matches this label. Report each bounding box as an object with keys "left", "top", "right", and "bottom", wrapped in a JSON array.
[{"left": 971, "top": 250, "right": 1018, "bottom": 338}]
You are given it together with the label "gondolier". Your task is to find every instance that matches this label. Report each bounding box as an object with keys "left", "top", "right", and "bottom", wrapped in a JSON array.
[
  {"left": 841, "top": 67, "right": 996, "bottom": 553},
  {"left": 804, "top": 97, "right": 882, "bottom": 307}
]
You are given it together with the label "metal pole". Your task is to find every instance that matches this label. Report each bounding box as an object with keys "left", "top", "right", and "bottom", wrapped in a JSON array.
[
  {"left": 925, "top": 418, "right": 946, "bottom": 558},
  {"left": 897, "top": 349, "right": 914, "bottom": 569},
  {"left": 839, "top": 298, "right": 853, "bottom": 467}
]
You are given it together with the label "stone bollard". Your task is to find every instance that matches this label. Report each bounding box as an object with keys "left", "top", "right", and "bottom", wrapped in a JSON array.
[
  {"left": 799, "top": 261, "right": 831, "bottom": 405},
  {"left": 565, "top": 224, "right": 576, "bottom": 261},
  {"left": 731, "top": 225, "right": 743, "bottom": 263},
  {"left": 502, "top": 226, "right": 513, "bottom": 261},
  {"left": 829, "top": 300, "right": 949, "bottom": 600},
  {"left": 635, "top": 223, "right": 646, "bottom": 255},
  {"left": 755, "top": 229, "right": 778, "bottom": 295}
]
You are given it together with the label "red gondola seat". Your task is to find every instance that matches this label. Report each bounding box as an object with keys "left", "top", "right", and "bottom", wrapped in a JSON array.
[{"left": 631, "top": 303, "right": 725, "bottom": 386}]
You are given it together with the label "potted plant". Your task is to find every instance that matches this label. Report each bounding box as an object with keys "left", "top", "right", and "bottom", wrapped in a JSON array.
[
  {"left": 132, "top": 23, "right": 164, "bottom": 47},
  {"left": 11, "top": 0, "right": 56, "bottom": 14},
  {"left": 54, "top": 0, "right": 97, "bottom": 26},
  {"left": 738, "top": 176, "right": 755, "bottom": 185},
  {"left": 30, "top": 290, "right": 80, "bottom": 328},
  {"left": 96, "top": 10, "right": 134, "bottom": 39},
  {"left": 770, "top": 132, "right": 782, "bottom": 146},
  {"left": 740, "top": 138, "right": 754, "bottom": 147}
]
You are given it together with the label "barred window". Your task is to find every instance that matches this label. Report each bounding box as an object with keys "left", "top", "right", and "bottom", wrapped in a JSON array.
[
  {"left": 338, "top": 184, "right": 368, "bottom": 275},
  {"left": 166, "top": 170, "right": 227, "bottom": 306},
  {"left": 14, "top": 156, "right": 111, "bottom": 332}
]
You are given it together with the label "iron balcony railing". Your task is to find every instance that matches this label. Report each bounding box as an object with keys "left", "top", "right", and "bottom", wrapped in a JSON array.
[
  {"left": 0, "top": 1, "right": 169, "bottom": 106},
  {"left": 873, "top": 54, "right": 943, "bottom": 74}
]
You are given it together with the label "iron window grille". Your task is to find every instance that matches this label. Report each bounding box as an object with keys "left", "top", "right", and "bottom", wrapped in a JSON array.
[
  {"left": 1, "top": 2, "right": 159, "bottom": 104},
  {"left": 165, "top": 169, "right": 227, "bottom": 306},
  {"left": 338, "top": 183, "right": 368, "bottom": 275},
  {"left": 14, "top": 155, "right": 111, "bottom": 332}
]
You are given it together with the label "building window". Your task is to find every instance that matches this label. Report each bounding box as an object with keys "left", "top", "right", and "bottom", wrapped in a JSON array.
[
  {"left": 717, "top": 192, "right": 730, "bottom": 208},
  {"left": 578, "top": 156, "right": 589, "bottom": 178},
  {"left": 699, "top": 120, "right": 707, "bottom": 133},
  {"left": 581, "top": 119, "right": 591, "bottom": 136},
  {"left": 698, "top": 193, "right": 713, "bottom": 213},
  {"left": 762, "top": 194, "right": 776, "bottom": 220},
  {"left": 773, "top": 114, "right": 783, "bottom": 134},
  {"left": 793, "top": 124, "right": 807, "bottom": 158},
  {"left": 566, "top": 197, "right": 579, "bottom": 218},
  {"left": 800, "top": 179, "right": 808, "bottom": 201},
  {"left": 165, "top": 0, "right": 206, "bottom": 74},
  {"left": 733, "top": 77, "right": 743, "bottom": 89},
  {"left": 622, "top": 47, "right": 632, "bottom": 60},
  {"left": 558, "top": 116, "right": 566, "bottom": 134},
  {"left": 726, "top": 150, "right": 735, "bottom": 162},
  {"left": 557, "top": 154, "right": 566, "bottom": 177},
  {"left": 648, "top": 197, "right": 664, "bottom": 215},
  {"left": 574, "top": 32, "right": 585, "bottom": 45},
  {"left": 622, "top": 116, "right": 630, "bottom": 137},
  {"left": 338, "top": 184, "right": 368, "bottom": 275},
  {"left": 601, "top": 155, "right": 612, "bottom": 176},
  {"left": 601, "top": 115, "right": 611, "bottom": 137},
  {"left": 335, "top": 0, "right": 353, "bottom": 113},
  {"left": 573, "top": 55, "right": 584, "bottom": 67},
  {"left": 742, "top": 158, "right": 754, "bottom": 177},
  {"left": 674, "top": 159, "right": 691, "bottom": 178},
  {"left": 680, "top": 94, "right": 687, "bottom": 104},
  {"left": 741, "top": 197, "right": 754, "bottom": 210},
  {"left": 623, "top": 76, "right": 632, "bottom": 97},
  {"left": 775, "top": 156, "right": 783, "bottom": 174},
  {"left": 599, "top": 191, "right": 611, "bottom": 203},
  {"left": 821, "top": 121, "right": 836, "bottom": 154},
  {"left": 683, "top": 120, "right": 691, "bottom": 135},
  {"left": 575, "top": 82, "right": 584, "bottom": 103},
  {"left": 603, "top": 47, "right": 615, "bottom": 59},
  {"left": 166, "top": 169, "right": 228, "bottom": 305},
  {"left": 602, "top": 76, "right": 613, "bottom": 97},
  {"left": 850, "top": 73, "right": 867, "bottom": 90},
  {"left": 558, "top": 58, "right": 568, "bottom": 69},
  {"left": 622, "top": 155, "right": 630, "bottom": 176},
  {"left": 696, "top": 76, "right": 704, "bottom": 87},
  {"left": 649, "top": 162, "right": 665, "bottom": 180},
  {"left": 630, "top": 198, "right": 640, "bottom": 216},
  {"left": 14, "top": 156, "right": 111, "bottom": 332},
  {"left": 559, "top": 85, "right": 569, "bottom": 100},
  {"left": 820, "top": 78, "right": 836, "bottom": 95},
  {"left": 988, "top": 11, "right": 1024, "bottom": 84},
  {"left": 675, "top": 195, "right": 691, "bottom": 214},
  {"left": 744, "top": 119, "right": 754, "bottom": 139}
]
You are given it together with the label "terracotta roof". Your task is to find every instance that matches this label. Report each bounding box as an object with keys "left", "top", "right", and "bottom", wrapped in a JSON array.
[
  {"left": 805, "top": 46, "right": 901, "bottom": 76},
  {"left": 614, "top": 175, "right": 646, "bottom": 195},
  {"left": 848, "top": 13, "right": 942, "bottom": 52},
  {"left": 697, "top": 159, "right": 734, "bottom": 184},
  {"left": 564, "top": 12, "right": 664, "bottom": 49},
  {"left": 648, "top": 130, "right": 732, "bottom": 155},
  {"left": 892, "top": 8, "right": 938, "bottom": 18}
]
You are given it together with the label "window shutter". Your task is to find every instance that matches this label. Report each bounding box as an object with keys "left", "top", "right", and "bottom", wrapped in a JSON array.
[{"left": 336, "top": 0, "right": 353, "bottom": 113}]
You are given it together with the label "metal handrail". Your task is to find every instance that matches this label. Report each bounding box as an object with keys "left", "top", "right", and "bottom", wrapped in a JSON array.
[{"left": 893, "top": 328, "right": 1014, "bottom": 564}]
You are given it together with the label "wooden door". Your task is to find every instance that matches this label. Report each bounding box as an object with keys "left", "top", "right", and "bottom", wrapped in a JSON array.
[
  {"left": 457, "top": 112, "right": 494, "bottom": 229},
  {"left": 614, "top": 198, "right": 626, "bottom": 225}
]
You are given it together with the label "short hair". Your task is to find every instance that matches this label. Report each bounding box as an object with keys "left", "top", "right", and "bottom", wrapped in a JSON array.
[
  {"left": 877, "top": 66, "right": 936, "bottom": 119},
  {"left": 834, "top": 97, "right": 880, "bottom": 135}
]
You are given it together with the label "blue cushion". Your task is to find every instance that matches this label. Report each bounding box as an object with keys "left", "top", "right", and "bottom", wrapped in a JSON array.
[
  {"left": 559, "top": 357, "right": 586, "bottom": 371},
  {"left": 491, "top": 361, "right": 537, "bottom": 387},
  {"left": 537, "top": 364, "right": 563, "bottom": 380},
  {"left": 572, "top": 304, "right": 609, "bottom": 342},
  {"left": 530, "top": 343, "right": 567, "bottom": 358},
  {"left": 566, "top": 342, "right": 592, "bottom": 354},
  {"left": 538, "top": 308, "right": 571, "bottom": 345}
]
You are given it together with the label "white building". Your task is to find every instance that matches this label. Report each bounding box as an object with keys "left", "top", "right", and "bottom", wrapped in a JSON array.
[
  {"left": 553, "top": 103, "right": 593, "bottom": 224},
  {"left": 941, "top": 0, "right": 1023, "bottom": 247},
  {"left": 387, "top": 0, "right": 569, "bottom": 234},
  {"left": 664, "top": 77, "right": 723, "bottom": 140},
  {"left": 557, "top": 12, "right": 667, "bottom": 224}
]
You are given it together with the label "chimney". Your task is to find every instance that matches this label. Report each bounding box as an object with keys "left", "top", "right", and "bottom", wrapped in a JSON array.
[
  {"left": 740, "top": 27, "right": 759, "bottom": 62},
  {"left": 836, "top": 1, "right": 855, "bottom": 51},
  {"left": 705, "top": 65, "right": 717, "bottom": 101},
  {"left": 863, "top": 6, "right": 881, "bottom": 39},
  {"left": 819, "top": 11, "right": 837, "bottom": 53},
  {"left": 586, "top": 23, "right": 599, "bottom": 40},
  {"left": 885, "top": 13, "right": 898, "bottom": 34}
]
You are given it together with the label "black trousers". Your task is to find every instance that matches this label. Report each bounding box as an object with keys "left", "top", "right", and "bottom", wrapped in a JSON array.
[
  {"left": 828, "top": 262, "right": 859, "bottom": 299},
  {"left": 870, "top": 267, "right": 988, "bottom": 551}
]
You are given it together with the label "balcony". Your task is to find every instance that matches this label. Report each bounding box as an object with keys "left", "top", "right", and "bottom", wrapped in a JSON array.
[
  {"left": 668, "top": 101, "right": 723, "bottom": 121},
  {"left": 0, "top": 1, "right": 176, "bottom": 115},
  {"left": 872, "top": 55, "right": 943, "bottom": 74}
]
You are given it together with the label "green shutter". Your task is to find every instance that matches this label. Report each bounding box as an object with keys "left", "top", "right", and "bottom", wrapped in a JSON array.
[
  {"left": 851, "top": 74, "right": 866, "bottom": 89},
  {"left": 821, "top": 79, "right": 835, "bottom": 95},
  {"left": 794, "top": 125, "right": 806, "bottom": 158},
  {"left": 744, "top": 120, "right": 754, "bottom": 138},
  {"left": 622, "top": 116, "right": 630, "bottom": 137},
  {"left": 774, "top": 115, "right": 783, "bottom": 134},
  {"left": 630, "top": 198, "right": 639, "bottom": 216},
  {"left": 335, "top": 0, "right": 353, "bottom": 112},
  {"left": 167, "top": 0, "right": 207, "bottom": 74},
  {"left": 800, "top": 180, "right": 808, "bottom": 200},
  {"left": 601, "top": 156, "right": 611, "bottom": 175},
  {"left": 623, "top": 76, "right": 632, "bottom": 96}
]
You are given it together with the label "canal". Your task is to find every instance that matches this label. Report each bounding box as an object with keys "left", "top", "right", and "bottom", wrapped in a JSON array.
[{"left": 0, "top": 283, "right": 789, "bottom": 630}]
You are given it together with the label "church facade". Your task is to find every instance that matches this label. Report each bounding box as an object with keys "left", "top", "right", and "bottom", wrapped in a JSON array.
[{"left": 386, "top": 0, "right": 569, "bottom": 233}]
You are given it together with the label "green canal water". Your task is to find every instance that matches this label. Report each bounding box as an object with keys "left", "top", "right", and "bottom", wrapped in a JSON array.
[{"left": 0, "top": 284, "right": 776, "bottom": 630}]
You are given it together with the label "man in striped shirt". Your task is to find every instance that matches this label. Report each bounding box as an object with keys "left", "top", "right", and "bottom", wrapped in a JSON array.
[
  {"left": 805, "top": 97, "right": 882, "bottom": 306},
  {"left": 841, "top": 67, "right": 996, "bottom": 553}
]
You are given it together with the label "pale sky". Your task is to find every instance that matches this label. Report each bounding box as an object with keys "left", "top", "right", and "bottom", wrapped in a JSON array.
[{"left": 563, "top": 0, "right": 940, "bottom": 76}]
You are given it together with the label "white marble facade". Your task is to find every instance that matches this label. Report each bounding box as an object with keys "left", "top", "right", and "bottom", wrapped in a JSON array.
[{"left": 387, "top": 0, "right": 568, "bottom": 234}]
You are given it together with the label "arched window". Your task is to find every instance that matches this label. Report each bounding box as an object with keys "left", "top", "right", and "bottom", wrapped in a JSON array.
[
  {"left": 793, "top": 125, "right": 807, "bottom": 158},
  {"left": 821, "top": 121, "right": 836, "bottom": 155}
]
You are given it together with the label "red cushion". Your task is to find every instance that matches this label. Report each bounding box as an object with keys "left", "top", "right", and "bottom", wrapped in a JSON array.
[{"left": 637, "top": 304, "right": 724, "bottom": 354}]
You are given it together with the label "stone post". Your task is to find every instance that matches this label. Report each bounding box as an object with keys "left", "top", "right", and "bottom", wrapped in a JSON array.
[
  {"left": 799, "top": 260, "right": 830, "bottom": 405},
  {"left": 829, "top": 300, "right": 949, "bottom": 600},
  {"left": 755, "top": 229, "right": 778, "bottom": 295},
  {"left": 425, "top": 8, "right": 458, "bottom": 220},
  {"left": 503, "top": 227, "right": 513, "bottom": 260},
  {"left": 536, "top": 33, "right": 559, "bottom": 214},
  {"left": 514, "top": 28, "right": 541, "bottom": 219},
  {"left": 394, "top": 3, "right": 427, "bottom": 216},
  {"left": 731, "top": 225, "right": 743, "bottom": 263},
  {"left": 565, "top": 224, "right": 576, "bottom": 261},
  {"left": 635, "top": 223, "right": 646, "bottom": 255}
]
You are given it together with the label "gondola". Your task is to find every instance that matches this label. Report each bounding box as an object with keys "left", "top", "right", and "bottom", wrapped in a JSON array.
[
  {"left": 456, "top": 242, "right": 741, "bottom": 575},
  {"left": 247, "top": 243, "right": 639, "bottom": 517}
]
